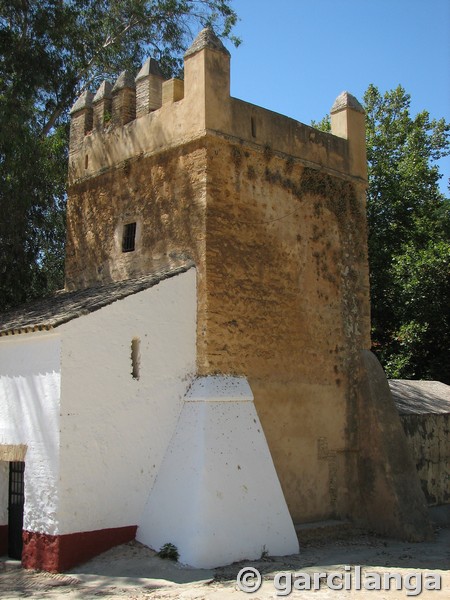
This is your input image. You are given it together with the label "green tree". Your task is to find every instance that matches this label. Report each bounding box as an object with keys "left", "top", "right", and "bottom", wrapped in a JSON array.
[
  {"left": 0, "top": 0, "right": 239, "bottom": 310},
  {"left": 387, "top": 241, "right": 450, "bottom": 382},
  {"left": 364, "top": 85, "right": 450, "bottom": 383}
]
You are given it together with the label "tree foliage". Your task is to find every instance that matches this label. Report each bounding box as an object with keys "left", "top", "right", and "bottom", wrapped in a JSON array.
[
  {"left": 0, "top": 0, "right": 239, "bottom": 309},
  {"left": 387, "top": 241, "right": 450, "bottom": 381},
  {"left": 364, "top": 85, "right": 450, "bottom": 383}
]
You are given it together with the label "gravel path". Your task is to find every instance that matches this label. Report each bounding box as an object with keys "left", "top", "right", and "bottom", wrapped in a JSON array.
[{"left": 1, "top": 528, "right": 449, "bottom": 599}]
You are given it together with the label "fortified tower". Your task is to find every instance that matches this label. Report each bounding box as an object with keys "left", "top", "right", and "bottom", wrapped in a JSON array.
[{"left": 66, "top": 28, "right": 430, "bottom": 539}]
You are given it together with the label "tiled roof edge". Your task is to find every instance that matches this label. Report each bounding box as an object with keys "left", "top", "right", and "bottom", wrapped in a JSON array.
[{"left": 0, "top": 259, "right": 195, "bottom": 337}]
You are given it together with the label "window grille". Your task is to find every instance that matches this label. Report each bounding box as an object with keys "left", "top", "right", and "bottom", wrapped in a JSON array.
[{"left": 122, "top": 222, "right": 137, "bottom": 252}]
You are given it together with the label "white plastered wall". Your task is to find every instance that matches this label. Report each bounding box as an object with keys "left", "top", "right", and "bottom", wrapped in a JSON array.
[
  {"left": 57, "top": 268, "right": 196, "bottom": 534},
  {"left": 0, "top": 333, "right": 61, "bottom": 534},
  {"left": 137, "top": 376, "right": 299, "bottom": 568}
]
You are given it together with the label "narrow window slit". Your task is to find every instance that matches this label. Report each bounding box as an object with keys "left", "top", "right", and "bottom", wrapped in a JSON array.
[
  {"left": 251, "top": 117, "right": 256, "bottom": 138},
  {"left": 131, "top": 337, "right": 140, "bottom": 380}
]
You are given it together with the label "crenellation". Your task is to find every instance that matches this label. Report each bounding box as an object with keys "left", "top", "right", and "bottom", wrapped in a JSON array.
[
  {"left": 68, "top": 31, "right": 367, "bottom": 186},
  {"left": 162, "top": 78, "right": 185, "bottom": 105},
  {"left": 69, "top": 90, "right": 93, "bottom": 155},
  {"left": 92, "top": 80, "right": 113, "bottom": 131},
  {"left": 135, "top": 57, "right": 164, "bottom": 117},
  {"left": 111, "top": 70, "right": 136, "bottom": 126}
]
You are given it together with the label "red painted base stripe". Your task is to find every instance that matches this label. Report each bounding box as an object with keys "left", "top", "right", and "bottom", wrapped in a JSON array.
[
  {"left": 22, "top": 525, "right": 137, "bottom": 572},
  {"left": 0, "top": 524, "right": 7, "bottom": 556}
]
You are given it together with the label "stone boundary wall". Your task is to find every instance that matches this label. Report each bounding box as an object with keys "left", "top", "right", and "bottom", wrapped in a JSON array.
[
  {"left": 400, "top": 413, "right": 450, "bottom": 506},
  {"left": 390, "top": 380, "right": 450, "bottom": 507}
]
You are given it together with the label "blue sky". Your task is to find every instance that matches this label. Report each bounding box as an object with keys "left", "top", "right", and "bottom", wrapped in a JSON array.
[{"left": 223, "top": 0, "right": 450, "bottom": 192}]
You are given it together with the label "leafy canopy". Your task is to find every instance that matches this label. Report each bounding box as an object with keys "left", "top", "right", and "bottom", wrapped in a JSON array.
[
  {"left": 364, "top": 84, "right": 449, "bottom": 383},
  {"left": 0, "top": 0, "right": 239, "bottom": 309}
]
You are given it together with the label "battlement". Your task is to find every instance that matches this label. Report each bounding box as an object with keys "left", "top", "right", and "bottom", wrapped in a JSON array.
[
  {"left": 68, "top": 27, "right": 367, "bottom": 185},
  {"left": 70, "top": 58, "right": 167, "bottom": 148}
]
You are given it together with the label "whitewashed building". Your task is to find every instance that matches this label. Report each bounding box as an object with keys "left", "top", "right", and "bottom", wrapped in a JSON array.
[{"left": 0, "top": 260, "right": 298, "bottom": 571}]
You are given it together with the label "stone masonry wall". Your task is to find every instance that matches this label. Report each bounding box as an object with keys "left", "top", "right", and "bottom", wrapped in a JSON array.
[
  {"left": 400, "top": 413, "right": 450, "bottom": 506},
  {"left": 201, "top": 135, "right": 370, "bottom": 521},
  {"left": 65, "top": 141, "right": 207, "bottom": 290},
  {"left": 66, "top": 129, "right": 370, "bottom": 522}
]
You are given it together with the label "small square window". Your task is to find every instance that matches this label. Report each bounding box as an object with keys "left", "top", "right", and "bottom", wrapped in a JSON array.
[{"left": 122, "top": 222, "right": 137, "bottom": 252}]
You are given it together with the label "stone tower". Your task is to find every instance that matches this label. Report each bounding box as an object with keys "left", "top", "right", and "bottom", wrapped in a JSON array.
[{"left": 66, "top": 28, "right": 431, "bottom": 538}]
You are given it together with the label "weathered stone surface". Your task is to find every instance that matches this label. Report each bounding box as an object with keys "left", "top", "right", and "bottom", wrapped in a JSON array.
[
  {"left": 200, "top": 136, "right": 370, "bottom": 521},
  {"left": 69, "top": 90, "right": 93, "bottom": 115},
  {"left": 93, "top": 81, "right": 113, "bottom": 130},
  {"left": 400, "top": 412, "right": 450, "bottom": 506},
  {"left": 390, "top": 380, "right": 450, "bottom": 506},
  {"left": 390, "top": 379, "right": 450, "bottom": 414},
  {"left": 136, "top": 79, "right": 163, "bottom": 115},
  {"left": 331, "top": 91, "right": 365, "bottom": 114},
  {"left": 65, "top": 142, "right": 206, "bottom": 289},
  {"left": 356, "top": 350, "right": 433, "bottom": 541},
  {"left": 69, "top": 91, "right": 93, "bottom": 154},
  {"left": 136, "top": 57, "right": 164, "bottom": 80},
  {"left": 93, "top": 80, "right": 113, "bottom": 102},
  {"left": 184, "top": 26, "right": 230, "bottom": 58},
  {"left": 112, "top": 70, "right": 136, "bottom": 92},
  {"left": 111, "top": 71, "right": 136, "bottom": 125},
  {"left": 0, "top": 444, "right": 27, "bottom": 461}
]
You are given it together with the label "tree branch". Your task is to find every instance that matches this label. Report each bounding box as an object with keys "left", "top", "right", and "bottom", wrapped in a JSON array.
[{"left": 41, "top": 14, "right": 144, "bottom": 137}]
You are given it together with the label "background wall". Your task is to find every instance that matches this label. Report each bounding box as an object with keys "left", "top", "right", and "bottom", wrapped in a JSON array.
[
  {"left": 390, "top": 380, "right": 450, "bottom": 507},
  {"left": 57, "top": 268, "right": 196, "bottom": 534},
  {"left": 0, "top": 334, "right": 61, "bottom": 535},
  {"left": 401, "top": 413, "right": 450, "bottom": 506}
]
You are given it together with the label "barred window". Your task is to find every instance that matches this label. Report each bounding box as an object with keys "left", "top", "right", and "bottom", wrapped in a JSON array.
[{"left": 122, "top": 222, "right": 137, "bottom": 252}]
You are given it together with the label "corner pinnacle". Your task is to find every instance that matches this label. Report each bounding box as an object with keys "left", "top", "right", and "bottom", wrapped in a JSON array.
[
  {"left": 184, "top": 26, "right": 230, "bottom": 58},
  {"left": 331, "top": 91, "right": 365, "bottom": 114}
]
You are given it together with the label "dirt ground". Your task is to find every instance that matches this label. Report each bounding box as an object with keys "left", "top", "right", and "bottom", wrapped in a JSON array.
[{"left": 0, "top": 527, "right": 449, "bottom": 599}]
